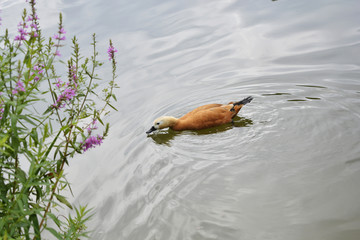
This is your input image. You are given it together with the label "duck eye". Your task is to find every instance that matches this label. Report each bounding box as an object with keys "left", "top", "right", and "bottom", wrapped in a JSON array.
[{"left": 156, "top": 122, "right": 160, "bottom": 125}]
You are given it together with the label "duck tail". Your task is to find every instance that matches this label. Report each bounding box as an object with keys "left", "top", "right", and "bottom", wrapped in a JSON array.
[
  {"left": 230, "top": 96, "right": 253, "bottom": 112},
  {"left": 235, "top": 96, "right": 253, "bottom": 106}
]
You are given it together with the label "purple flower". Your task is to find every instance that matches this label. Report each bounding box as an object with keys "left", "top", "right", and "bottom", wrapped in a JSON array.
[
  {"left": 54, "top": 50, "right": 61, "bottom": 57},
  {"left": 63, "top": 88, "right": 76, "bottom": 99},
  {"left": 31, "top": 64, "right": 44, "bottom": 82},
  {"left": 55, "top": 78, "right": 63, "bottom": 88},
  {"left": 14, "top": 33, "right": 27, "bottom": 41},
  {"left": 12, "top": 81, "right": 25, "bottom": 95},
  {"left": 86, "top": 119, "right": 98, "bottom": 134},
  {"left": 59, "top": 28, "right": 66, "bottom": 34},
  {"left": 19, "top": 28, "right": 27, "bottom": 34},
  {"left": 30, "top": 23, "right": 38, "bottom": 30},
  {"left": 53, "top": 34, "right": 66, "bottom": 41},
  {"left": 17, "top": 22, "right": 28, "bottom": 28},
  {"left": 52, "top": 87, "right": 77, "bottom": 109},
  {"left": 107, "top": 45, "right": 118, "bottom": 61},
  {"left": 33, "top": 65, "right": 41, "bottom": 71},
  {"left": 33, "top": 64, "right": 44, "bottom": 72},
  {"left": 16, "top": 81, "right": 25, "bottom": 92},
  {"left": 51, "top": 64, "right": 79, "bottom": 109},
  {"left": 81, "top": 135, "right": 103, "bottom": 152},
  {"left": 14, "top": 22, "right": 29, "bottom": 42},
  {"left": 26, "top": 14, "right": 39, "bottom": 22},
  {"left": 59, "top": 88, "right": 76, "bottom": 102},
  {"left": 14, "top": 35, "right": 26, "bottom": 41}
]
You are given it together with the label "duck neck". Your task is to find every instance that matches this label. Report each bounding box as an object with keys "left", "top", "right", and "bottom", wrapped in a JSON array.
[{"left": 166, "top": 116, "right": 179, "bottom": 127}]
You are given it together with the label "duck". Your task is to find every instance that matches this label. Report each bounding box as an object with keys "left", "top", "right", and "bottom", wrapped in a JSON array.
[{"left": 146, "top": 96, "right": 253, "bottom": 134}]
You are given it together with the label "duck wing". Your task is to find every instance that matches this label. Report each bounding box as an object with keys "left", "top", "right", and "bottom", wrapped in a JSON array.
[
  {"left": 179, "top": 104, "right": 222, "bottom": 120},
  {"left": 175, "top": 106, "right": 233, "bottom": 130}
]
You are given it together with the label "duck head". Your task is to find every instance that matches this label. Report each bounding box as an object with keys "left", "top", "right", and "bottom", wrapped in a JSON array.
[{"left": 146, "top": 116, "right": 178, "bottom": 134}]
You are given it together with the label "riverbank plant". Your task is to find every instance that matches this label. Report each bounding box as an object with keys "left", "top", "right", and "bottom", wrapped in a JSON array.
[{"left": 0, "top": 0, "right": 118, "bottom": 239}]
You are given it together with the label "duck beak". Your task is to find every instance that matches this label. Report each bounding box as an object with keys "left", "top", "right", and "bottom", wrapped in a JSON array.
[{"left": 146, "top": 126, "right": 157, "bottom": 134}]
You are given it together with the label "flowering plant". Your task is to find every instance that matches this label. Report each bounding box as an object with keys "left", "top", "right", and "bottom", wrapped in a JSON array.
[{"left": 0, "top": 0, "right": 118, "bottom": 239}]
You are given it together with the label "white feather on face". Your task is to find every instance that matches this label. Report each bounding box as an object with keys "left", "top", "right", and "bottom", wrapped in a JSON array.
[{"left": 153, "top": 119, "right": 162, "bottom": 129}]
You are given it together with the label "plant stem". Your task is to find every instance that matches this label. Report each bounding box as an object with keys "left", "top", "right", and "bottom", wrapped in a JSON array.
[{"left": 37, "top": 124, "right": 73, "bottom": 235}]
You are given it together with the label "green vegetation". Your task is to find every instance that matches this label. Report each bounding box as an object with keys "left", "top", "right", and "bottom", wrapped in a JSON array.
[{"left": 0, "top": 0, "right": 118, "bottom": 238}]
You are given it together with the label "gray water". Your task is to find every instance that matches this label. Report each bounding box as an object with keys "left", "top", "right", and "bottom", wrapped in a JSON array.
[{"left": 2, "top": 0, "right": 360, "bottom": 239}]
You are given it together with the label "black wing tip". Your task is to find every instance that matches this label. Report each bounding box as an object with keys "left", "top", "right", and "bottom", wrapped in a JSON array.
[{"left": 236, "top": 96, "right": 253, "bottom": 106}]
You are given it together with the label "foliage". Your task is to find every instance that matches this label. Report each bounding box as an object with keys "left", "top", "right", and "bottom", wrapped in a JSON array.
[{"left": 0, "top": 0, "right": 118, "bottom": 239}]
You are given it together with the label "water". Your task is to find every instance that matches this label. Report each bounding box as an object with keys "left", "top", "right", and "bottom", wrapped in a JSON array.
[{"left": 2, "top": 0, "right": 360, "bottom": 239}]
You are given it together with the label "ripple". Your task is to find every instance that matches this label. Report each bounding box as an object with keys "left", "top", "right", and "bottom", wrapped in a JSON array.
[
  {"left": 296, "top": 84, "right": 327, "bottom": 89},
  {"left": 47, "top": 0, "right": 360, "bottom": 239},
  {"left": 262, "top": 92, "right": 292, "bottom": 96}
]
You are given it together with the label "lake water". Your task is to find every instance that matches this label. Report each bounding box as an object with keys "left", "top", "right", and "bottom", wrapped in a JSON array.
[{"left": 2, "top": 0, "right": 360, "bottom": 239}]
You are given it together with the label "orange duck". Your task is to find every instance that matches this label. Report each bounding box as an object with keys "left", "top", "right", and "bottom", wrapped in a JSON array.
[{"left": 146, "top": 96, "right": 253, "bottom": 134}]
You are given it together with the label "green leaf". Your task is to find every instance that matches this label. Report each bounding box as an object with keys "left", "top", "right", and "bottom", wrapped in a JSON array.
[
  {"left": 34, "top": 186, "right": 42, "bottom": 202},
  {"left": 3, "top": 229, "right": 8, "bottom": 240},
  {"left": 54, "top": 144, "right": 61, "bottom": 160},
  {"left": 42, "top": 130, "right": 62, "bottom": 162},
  {"left": 1, "top": 143, "right": 13, "bottom": 151},
  {"left": 112, "top": 93, "right": 117, "bottom": 101},
  {"left": 48, "top": 213, "right": 62, "bottom": 228},
  {"left": 16, "top": 198, "right": 25, "bottom": 214},
  {"left": 21, "top": 193, "right": 29, "bottom": 211},
  {"left": 46, "top": 56, "right": 54, "bottom": 70},
  {"left": 10, "top": 114, "right": 20, "bottom": 155},
  {"left": 18, "top": 115, "right": 37, "bottom": 126},
  {"left": 29, "top": 214, "right": 40, "bottom": 238},
  {"left": 43, "top": 123, "right": 49, "bottom": 141},
  {"left": 23, "top": 138, "right": 28, "bottom": 150},
  {"left": 0, "top": 103, "right": 9, "bottom": 125},
  {"left": 17, "top": 168, "right": 27, "bottom": 182},
  {"left": 30, "top": 128, "right": 39, "bottom": 146},
  {"left": 96, "top": 115, "right": 104, "bottom": 125},
  {"left": 54, "top": 193, "right": 73, "bottom": 209},
  {"left": 46, "top": 227, "right": 63, "bottom": 240},
  {"left": 0, "top": 134, "right": 9, "bottom": 146},
  {"left": 43, "top": 106, "right": 53, "bottom": 115},
  {"left": 107, "top": 102, "right": 118, "bottom": 111},
  {"left": 75, "top": 125, "right": 83, "bottom": 132}
]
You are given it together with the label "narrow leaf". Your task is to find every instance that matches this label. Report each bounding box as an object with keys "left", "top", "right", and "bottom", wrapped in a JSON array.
[
  {"left": 54, "top": 193, "right": 73, "bottom": 209},
  {"left": 30, "top": 214, "right": 40, "bottom": 238},
  {"left": 48, "top": 213, "right": 62, "bottom": 228},
  {"left": 107, "top": 102, "right": 118, "bottom": 111},
  {"left": 19, "top": 115, "right": 37, "bottom": 126},
  {"left": 30, "top": 128, "right": 39, "bottom": 146},
  {"left": 0, "top": 134, "right": 9, "bottom": 146},
  {"left": 46, "top": 227, "right": 63, "bottom": 240},
  {"left": 42, "top": 129, "right": 62, "bottom": 162}
]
